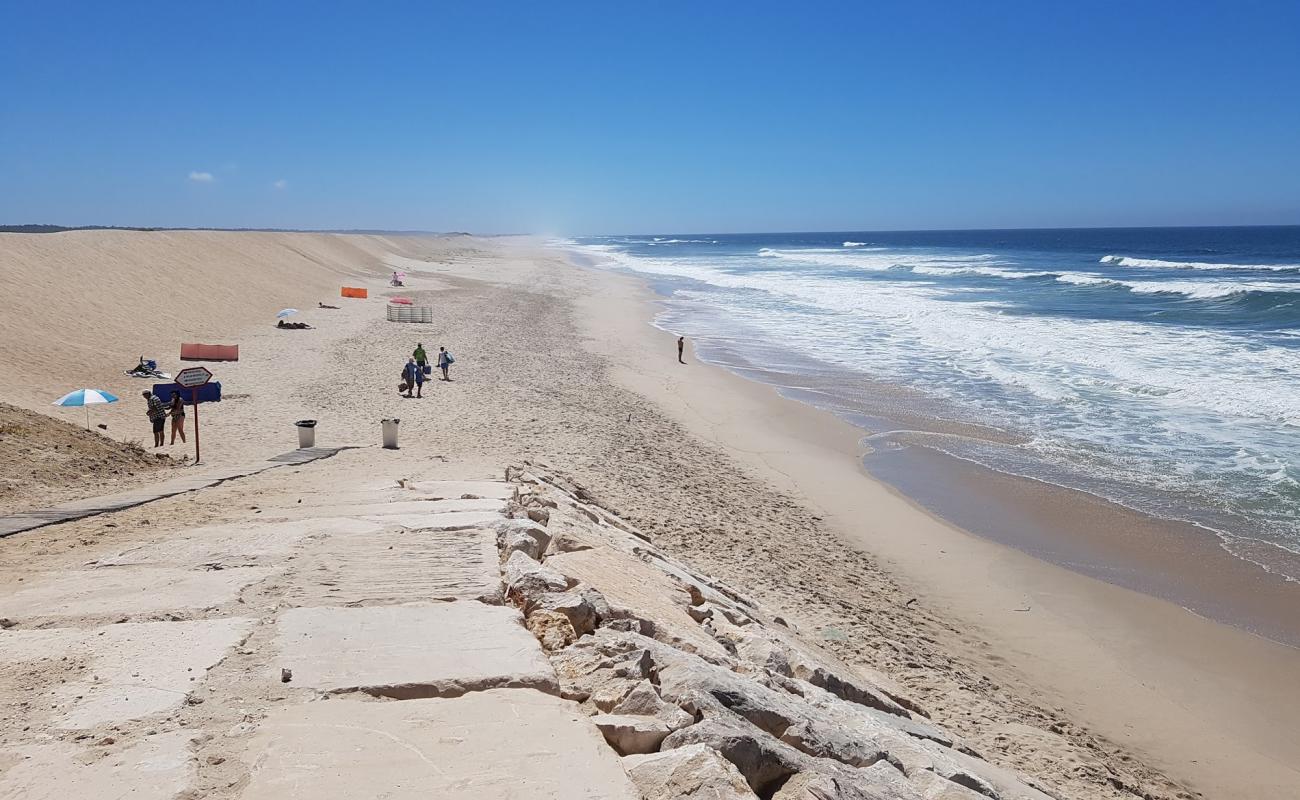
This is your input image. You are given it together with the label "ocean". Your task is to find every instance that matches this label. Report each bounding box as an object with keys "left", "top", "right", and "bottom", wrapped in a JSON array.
[{"left": 565, "top": 227, "right": 1300, "bottom": 586}]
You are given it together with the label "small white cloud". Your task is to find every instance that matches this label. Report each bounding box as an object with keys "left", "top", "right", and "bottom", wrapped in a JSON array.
[
  {"left": 188, "top": 171, "right": 215, "bottom": 183},
  {"left": 273, "top": 179, "right": 288, "bottom": 190}
]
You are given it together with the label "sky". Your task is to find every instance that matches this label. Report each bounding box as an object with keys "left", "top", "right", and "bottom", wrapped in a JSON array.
[{"left": 2, "top": 1, "right": 1298, "bottom": 234}]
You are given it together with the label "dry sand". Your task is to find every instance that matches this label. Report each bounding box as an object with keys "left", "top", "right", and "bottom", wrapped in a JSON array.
[{"left": 1, "top": 230, "right": 1297, "bottom": 799}]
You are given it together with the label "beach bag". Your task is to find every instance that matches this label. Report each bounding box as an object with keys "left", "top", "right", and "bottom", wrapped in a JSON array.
[
  {"left": 446, "top": 353, "right": 455, "bottom": 364},
  {"left": 398, "top": 381, "right": 409, "bottom": 394},
  {"left": 423, "top": 364, "right": 432, "bottom": 375}
]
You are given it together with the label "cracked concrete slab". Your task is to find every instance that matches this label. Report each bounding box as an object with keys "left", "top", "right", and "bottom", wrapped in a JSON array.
[
  {"left": 86, "top": 518, "right": 379, "bottom": 569},
  {"left": 273, "top": 602, "right": 557, "bottom": 697},
  {"left": 0, "top": 618, "right": 254, "bottom": 729},
  {"left": 358, "top": 510, "right": 504, "bottom": 531},
  {"left": 0, "top": 567, "right": 270, "bottom": 621},
  {"left": 0, "top": 731, "right": 194, "bottom": 799},
  {"left": 239, "top": 689, "right": 639, "bottom": 799},
  {"left": 273, "top": 498, "right": 506, "bottom": 518},
  {"left": 281, "top": 526, "right": 501, "bottom": 606},
  {"left": 357, "top": 479, "right": 516, "bottom": 501}
]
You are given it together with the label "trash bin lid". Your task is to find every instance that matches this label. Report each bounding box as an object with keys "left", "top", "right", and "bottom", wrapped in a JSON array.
[
  {"left": 382, "top": 418, "right": 400, "bottom": 425},
  {"left": 294, "top": 420, "right": 317, "bottom": 427}
]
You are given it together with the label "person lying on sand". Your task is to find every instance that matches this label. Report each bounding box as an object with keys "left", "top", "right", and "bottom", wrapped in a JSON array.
[
  {"left": 276, "top": 320, "right": 313, "bottom": 329},
  {"left": 318, "top": 302, "right": 340, "bottom": 309}
]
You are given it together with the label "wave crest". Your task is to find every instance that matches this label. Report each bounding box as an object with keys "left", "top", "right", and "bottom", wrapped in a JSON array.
[{"left": 1100, "top": 254, "right": 1300, "bottom": 271}]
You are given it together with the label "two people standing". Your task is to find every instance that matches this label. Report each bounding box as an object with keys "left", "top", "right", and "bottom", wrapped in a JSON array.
[
  {"left": 142, "top": 390, "right": 186, "bottom": 447},
  {"left": 402, "top": 357, "right": 425, "bottom": 398}
]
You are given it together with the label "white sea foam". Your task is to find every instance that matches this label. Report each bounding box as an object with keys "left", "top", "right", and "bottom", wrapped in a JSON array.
[
  {"left": 843, "top": 241, "right": 867, "bottom": 247},
  {"left": 757, "top": 247, "right": 996, "bottom": 271},
  {"left": 911, "top": 266, "right": 1054, "bottom": 280},
  {"left": 1054, "top": 272, "right": 1299, "bottom": 299},
  {"left": 1054, "top": 273, "right": 1118, "bottom": 287},
  {"left": 1100, "top": 254, "right": 1300, "bottom": 271},
  {"left": 1123, "top": 280, "right": 1299, "bottom": 299},
  {"left": 573, "top": 242, "right": 1300, "bottom": 426}
]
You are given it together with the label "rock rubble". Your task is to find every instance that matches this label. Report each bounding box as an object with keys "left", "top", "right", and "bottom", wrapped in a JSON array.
[{"left": 500, "top": 461, "right": 1061, "bottom": 800}]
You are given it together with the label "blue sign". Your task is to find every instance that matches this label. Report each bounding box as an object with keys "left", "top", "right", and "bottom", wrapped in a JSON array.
[{"left": 152, "top": 382, "right": 222, "bottom": 404}]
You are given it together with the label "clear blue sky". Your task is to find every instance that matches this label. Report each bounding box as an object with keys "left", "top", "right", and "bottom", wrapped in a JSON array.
[{"left": 2, "top": 1, "right": 1298, "bottom": 234}]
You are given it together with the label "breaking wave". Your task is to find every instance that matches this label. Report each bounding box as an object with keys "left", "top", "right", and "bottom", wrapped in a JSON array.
[{"left": 1100, "top": 255, "right": 1300, "bottom": 272}]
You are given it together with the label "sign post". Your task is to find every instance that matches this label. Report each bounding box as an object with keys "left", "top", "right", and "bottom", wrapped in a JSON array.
[{"left": 174, "top": 366, "right": 213, "bottom": 464}]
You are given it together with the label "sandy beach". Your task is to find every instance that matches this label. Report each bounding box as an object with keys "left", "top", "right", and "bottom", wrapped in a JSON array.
[{"left": 2, "top": 230, "right": 1298, "bottom": 799}]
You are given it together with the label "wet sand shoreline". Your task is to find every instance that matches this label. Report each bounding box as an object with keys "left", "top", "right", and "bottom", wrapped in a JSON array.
[{"left": 661, "top": 335, "right": 1300, "bottom": 649}]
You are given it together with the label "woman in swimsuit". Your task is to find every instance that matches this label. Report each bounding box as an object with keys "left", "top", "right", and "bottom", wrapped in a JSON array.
[{"left": 168, "top": 393, "right": 187, "bottom": 445}]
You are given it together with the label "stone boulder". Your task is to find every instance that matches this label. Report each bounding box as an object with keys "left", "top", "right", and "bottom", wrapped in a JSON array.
[
  {"left": 773, "top": 763, "right": 929, "bottom": 800},
  {"left": 531, "top": 588, "right": 606, "bottom": 636},
  {"left": 591, "top": 713, "right": 672, "bottom": 755},
  {"left": 548, "top": 629, "right": 668, "bottom": 705},
  {"left": 611, "top": 680, "right": 694, "bottom": 731},
  {"left": 495, "top": 520, "right": 552, "bottom": 561},
  {"left": 662, "top": 715, "right": 808, "bottom": 794},
  {"left": 503, "top": 551, "right": 569, "bottom": 601},
  {"left": 623, "top": 743, "right": 757, "bottom": 800},
  {"left": 547, "top": 531, "right": 594, "bottom": 554},
  {"left": 527, "top": 609, "right": 577, "bottom": 651}
]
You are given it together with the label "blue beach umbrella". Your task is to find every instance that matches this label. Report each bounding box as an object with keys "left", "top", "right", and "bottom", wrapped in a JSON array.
[
  {"left": 276, "top": 308, "right": 299, "bottom": 319},
  {"left": 52, "top": 388, "right": 120, "bottom": 429}
]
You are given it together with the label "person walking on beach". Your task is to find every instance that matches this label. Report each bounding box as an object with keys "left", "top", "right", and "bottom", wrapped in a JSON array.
[
  {"left": 437, "top": 346, "right": 454, "bottom": 381},
  {"left": 168, "top": 392, "right": 187, "bottom": 445},
  {"left": 142, "top": 390, "right": 167, "bottom": 448},
  {"left": 403, "top": 358, "right": 423, "bottom": 398},
  {"left": 413, "top": 342, "right": 427, "bottom": 367},
  {"left": 677, "top": 336, "right": 686, "bottom": 364}
]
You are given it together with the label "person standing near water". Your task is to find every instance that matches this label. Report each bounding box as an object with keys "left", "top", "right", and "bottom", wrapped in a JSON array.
[
  {"left": 168, "top": 392, "right": 187, "bottom": 445},
  {"left": 677, "top": 336, "right": 686, "bottom": 364},
  {"left": 437, "top": 346, "right": 454, "bottom": 381},
  {"left": 142, "top": 390, "right": 167, "bottom": 448}
]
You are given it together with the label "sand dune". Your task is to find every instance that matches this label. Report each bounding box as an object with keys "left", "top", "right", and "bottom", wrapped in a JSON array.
[{"left": 0, "top": 230, "right": 457, "bottom": 431}]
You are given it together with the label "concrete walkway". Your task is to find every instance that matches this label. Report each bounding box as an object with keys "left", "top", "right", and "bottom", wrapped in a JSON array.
[
  {"left": 0, "top": 473, "right": 639, "bottom": 799},
  {"left": 0, "top": 446, "right": 354, "bottom": 538}
]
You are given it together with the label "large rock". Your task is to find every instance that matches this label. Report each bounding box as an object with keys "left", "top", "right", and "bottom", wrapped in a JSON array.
[
  {"left": 495, "top": 519, "right": 552, "bottom": 560},
  {"left": 591, "top": 713, "right": 672, "bottom": 755},
  {"left": 655, "top": 656, "right": 808, "bottom": 739},
  {"left": 623, "top": 743, "right": 757, "bottom": 800},
  {"left": 772, "top": 763, "right": 928, "bottom": 800},
  {"left": 239, "top": 690, "right": 640, "bottom": 799},
  {"left": 661, "top": 716, "right": 807, "bottom": 794},
  {"left": 531, "top": 588, "right": 606, "bottom": 635},
  {"left": 503, "top": 550, "right": 570, "bottom": 600},
  {"left": 549, "top": 629, "right": 665, "bottom": 705},
  {"left": 779, "top": 719, "right": 889, "bottom": 769},
  {"left": 273, "top": 601, "right": 558, "bottom": 697},
  {"left": 546, "top": 547, "right": 728, "bottom": 657},
  {"left": 528, "top": 609, "right": 578, "bottom": 651},
  {"left": 611, "top": 680, "right": 695, "bottom": 731}
]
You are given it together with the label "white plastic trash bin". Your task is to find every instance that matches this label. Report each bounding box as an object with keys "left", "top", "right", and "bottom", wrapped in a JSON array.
[
  {"left": 381, "top": 418, "right": 400, "bottom": 449},
  {"left": 295, "top": 419, "right": 317, "bottom": 449}
]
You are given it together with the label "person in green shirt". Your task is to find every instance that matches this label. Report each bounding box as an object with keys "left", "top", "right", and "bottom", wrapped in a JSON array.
[{"left": 413, "top": 343, "right": 427, "bottom": 367}]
